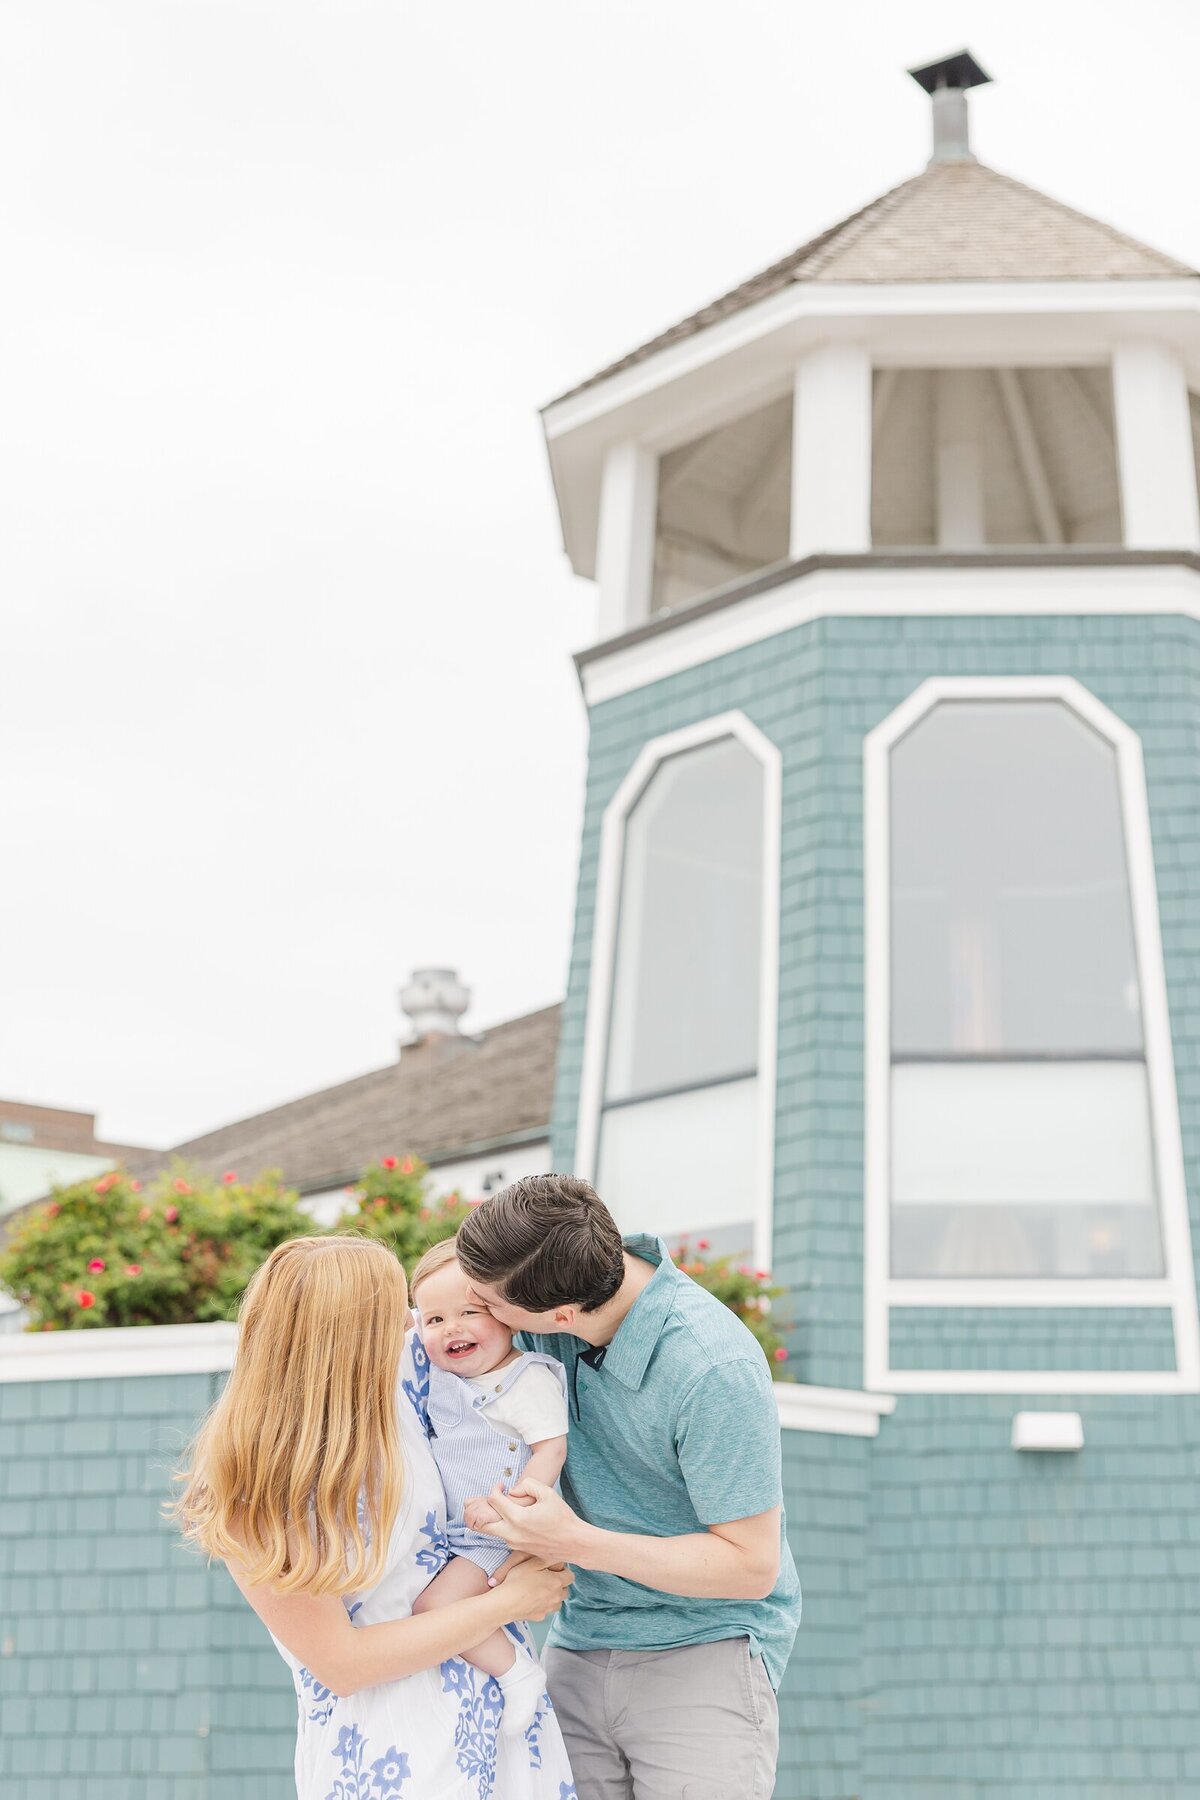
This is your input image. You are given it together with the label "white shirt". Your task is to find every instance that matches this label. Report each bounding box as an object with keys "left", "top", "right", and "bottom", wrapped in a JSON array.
[{"left": 466, "top": 1360, "right": 568, "bottom": 1446}]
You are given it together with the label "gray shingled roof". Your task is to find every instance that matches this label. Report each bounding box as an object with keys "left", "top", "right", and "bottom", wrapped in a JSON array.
[
  {"left": 129, "top": 1004, "right": 560, "bottom": 1190},
  {"left": 551, "top": 159, "right": 1196, "bottom": 406}
]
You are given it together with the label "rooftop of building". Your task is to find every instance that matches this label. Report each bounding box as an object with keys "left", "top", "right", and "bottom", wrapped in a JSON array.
[{"left": 549, "top": 51, "right": 1196, "bottom": 410}]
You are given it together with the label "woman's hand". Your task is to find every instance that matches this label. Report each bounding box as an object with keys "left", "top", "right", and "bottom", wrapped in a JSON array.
[{"left": 495, "top": 1557, "right": 574, "bottom": 1623}]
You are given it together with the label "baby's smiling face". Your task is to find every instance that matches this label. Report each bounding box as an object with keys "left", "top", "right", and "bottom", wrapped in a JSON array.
[{"left": 415, "top": 1258, "right": 515, "bottom": 1380}]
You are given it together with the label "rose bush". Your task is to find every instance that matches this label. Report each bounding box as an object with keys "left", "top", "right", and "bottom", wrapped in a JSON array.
[
  {"left": 335, "top": 1154, "right": 475, "bottom": 1267},
  {"left": 0, "top": 1165, "right": 314, "bottom": 1330},
  {"left": 671, "top": 1240, "right": 792, "bottom": 1375}
]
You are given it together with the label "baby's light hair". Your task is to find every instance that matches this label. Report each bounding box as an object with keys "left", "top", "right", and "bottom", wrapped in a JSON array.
[{"left": 409, "top": 1234, "right": 461, "bottom": 1300}]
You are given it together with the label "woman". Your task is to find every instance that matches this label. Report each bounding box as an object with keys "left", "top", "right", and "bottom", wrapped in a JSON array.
[{"left": 174, "top": 1235, "right": 577, "bottom": 1800}]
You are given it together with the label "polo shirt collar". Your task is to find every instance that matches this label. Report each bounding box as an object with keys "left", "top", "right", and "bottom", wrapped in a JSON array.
[{"left": 595, "top": 1235, "right": 681, "bottom": 1390}]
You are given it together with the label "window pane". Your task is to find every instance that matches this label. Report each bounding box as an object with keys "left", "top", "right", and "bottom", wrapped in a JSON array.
[
  {"left": 605, "top": 737, "right": 763, "bottom": 1100},
  {"left": 596, "top": 1077, "right": 758, "bottom": 1253},
  {"left": 891, "top": 701, "right": 1142, "bottom": 1054},
  {"left": 891, "top": 1061, "right": 1164, "bottom": 1277}
]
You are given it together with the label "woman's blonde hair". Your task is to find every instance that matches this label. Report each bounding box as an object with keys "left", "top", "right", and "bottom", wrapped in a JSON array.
[
  {"left": 409, "top": 1234, "right": 460, "bottom": 1300},
  {"left": 172, "top": 1235, "right": 408, "bottom": 1596}
]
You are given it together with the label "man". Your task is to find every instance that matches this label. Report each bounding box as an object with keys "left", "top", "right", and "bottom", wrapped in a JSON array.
[{"left": 455, "top": 1173, "right": 801, "bottom": 1800}]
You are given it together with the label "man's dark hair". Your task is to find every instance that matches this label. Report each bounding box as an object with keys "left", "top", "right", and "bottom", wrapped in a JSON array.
[{"left": 456, "top": 1174, "right": 625, "bottom": 1313}]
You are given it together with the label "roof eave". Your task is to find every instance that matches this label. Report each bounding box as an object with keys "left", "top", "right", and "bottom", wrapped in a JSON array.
[{"left": 544, "top": 276, "right": 1200, "bottom": 580}]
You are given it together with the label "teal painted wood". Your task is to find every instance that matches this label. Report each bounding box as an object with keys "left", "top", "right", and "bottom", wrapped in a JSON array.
[
  {"left": 551, "top": 610, "right": 1200, "bottom": 1794},
  {"left": 862, "top": 1393, "right": 1200, "bottom": 1797},
  {"left": 0, "top": 1372, "right": 294, "bottom": 1800},
  {"left": 889, "top": 1308, "right": 1178, "bottom": 1371}
]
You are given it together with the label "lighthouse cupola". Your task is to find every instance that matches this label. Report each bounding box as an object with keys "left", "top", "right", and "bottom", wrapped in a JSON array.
[{"left": 544, "top": 52, "right": 1200, "bottom": 649}]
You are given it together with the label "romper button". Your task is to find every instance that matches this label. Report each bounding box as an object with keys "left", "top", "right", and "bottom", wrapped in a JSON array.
[
  {"left": 508, "top": 1442, "right": 518, "bottom": 1451},
  {"left": 503, "top": 1468, "right": 512, "bottom": 1477},
  {"left": 494, "top": 1384, "right": 503, "bottom": 1394}
]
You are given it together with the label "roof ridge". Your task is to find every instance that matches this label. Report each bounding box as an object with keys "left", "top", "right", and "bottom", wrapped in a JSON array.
[
  {"left": 548, "top": 159, "right": 1197, "bottom": 406},
  {"left": 970, "top": 160, "right": 1195, "bottom": 277}
]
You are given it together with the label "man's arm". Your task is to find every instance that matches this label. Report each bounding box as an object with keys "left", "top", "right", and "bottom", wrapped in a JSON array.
[
  {"left": 489, "top": 1355, "right": 785, "bottom": 1601},
  {"left": 486, "top": 1481, "right": 781, "bottom": 1601}
]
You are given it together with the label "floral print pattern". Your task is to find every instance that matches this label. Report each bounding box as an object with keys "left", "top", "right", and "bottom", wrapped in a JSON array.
[
  {"left": 299, "top": 1663, "right": 338, "bottom": 1726},
  {"left": 279, "top": 1333, "right": 574, "bottom": 1798},
  {"left": 402, "top": 1335, "right": 432, "bottom": 1432},
  {"left": 440, "top": 1658, "right": 504, "bottom": 1800},
  {"left": 525, "top": 1687, "right": 554, "bottom": 1770},
  {"left": 323, "top": 1722, "right": 410, "bottom": 1799},
  {"left": 415, "top": 1509, "right": 451, "bottom": 1576}
]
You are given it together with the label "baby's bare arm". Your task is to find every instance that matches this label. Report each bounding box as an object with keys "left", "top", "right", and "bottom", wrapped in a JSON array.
[{"left": 523, "top": 1435, "right": 567, "bottom": 1490}]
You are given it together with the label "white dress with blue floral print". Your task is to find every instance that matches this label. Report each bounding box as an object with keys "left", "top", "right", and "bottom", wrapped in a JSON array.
[{"left": 274, "top": 1333, "right": 577, "bottom": 1800}]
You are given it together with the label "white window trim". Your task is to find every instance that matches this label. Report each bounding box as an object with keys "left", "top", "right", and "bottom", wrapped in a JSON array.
[
  {"left": 863, "top": 675, "right": 1200, "bottom": 1395},
  {"left": 575, "top": 710, "right": 781, "bottom": 1276}
]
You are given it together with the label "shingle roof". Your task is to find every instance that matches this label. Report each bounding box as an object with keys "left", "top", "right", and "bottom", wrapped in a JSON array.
[
  {"left": 128, "top": 1004, "right": 560, "bottom": 1190},
  {"left": 551, "top": 159, "right": 1196, "bottom": 406}
]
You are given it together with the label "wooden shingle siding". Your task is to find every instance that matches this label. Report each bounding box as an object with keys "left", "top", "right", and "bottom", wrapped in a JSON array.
[
  {"left": 0, "top": 1372, "right": 293, "bottom": 1800},
  {"left": 554, "top": 609, "right": 1200, "bottom": 1794}
]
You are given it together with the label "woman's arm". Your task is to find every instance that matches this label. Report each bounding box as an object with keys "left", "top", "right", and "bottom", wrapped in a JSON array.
[{"left": 226, "top": 1556, "right": 572, "bottom": 1698}]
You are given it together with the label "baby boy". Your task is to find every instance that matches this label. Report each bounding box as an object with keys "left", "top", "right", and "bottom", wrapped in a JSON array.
[{"left": 409, "top": 1236, "right": 568, "bottom": 1734}]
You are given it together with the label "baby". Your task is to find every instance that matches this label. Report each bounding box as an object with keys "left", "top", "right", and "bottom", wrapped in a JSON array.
[{"left": 409, "top": 1237, "right": 568, "bottom": 1734}]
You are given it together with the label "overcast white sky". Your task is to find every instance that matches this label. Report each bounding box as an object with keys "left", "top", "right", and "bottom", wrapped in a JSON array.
[{"left": 3, "top": 0, "right": 1199, "bottom": 1149}]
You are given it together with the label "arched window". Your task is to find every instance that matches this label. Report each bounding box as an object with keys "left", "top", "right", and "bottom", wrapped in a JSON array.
[
  {"left": 576, "top": 714, "right": 780, "bottom": 1270},
  {"left": 864, "top": 678, "right": 1200, "bottom": 1393}
]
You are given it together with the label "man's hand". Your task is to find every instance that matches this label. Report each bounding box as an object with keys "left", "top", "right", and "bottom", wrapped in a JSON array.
[
  {"left": 463, "top": 1491, "right": 537, "bottom": 1533},
  {"left": 484, "top": 1479, "right": 595, "bottom": 1565}
]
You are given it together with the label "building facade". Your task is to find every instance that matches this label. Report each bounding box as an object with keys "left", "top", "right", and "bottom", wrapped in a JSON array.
[{"left": 544, "top": 53, "right": 1200, "bottom": 1796}]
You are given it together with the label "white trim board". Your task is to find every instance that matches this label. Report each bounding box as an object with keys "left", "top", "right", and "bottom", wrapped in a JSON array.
[
  {"left": 862, "top": 676, "right": 1200, "bottom": 1397},
  {"left": 544, "top": 281, "right": 1200, "bottom": 443},
  {"left": 581, "top": 561, "right": 1200, "bottom": 706},
  {"left": 775, "top": 1381, "right": 896, "bottom": 1437},
  {"left": 0, "top": 1320, "right": 895, "bottom": 1435},
  {"left": 573, "top": 710, "right": 782, "bottom": 1278},
  {"left": 0, "top": 1321, "right": 237, "bottom": 1383}
]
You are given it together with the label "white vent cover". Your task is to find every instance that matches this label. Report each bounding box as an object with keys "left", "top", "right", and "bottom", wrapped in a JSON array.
[{"left": 1011, "top": 1411, "right": 1084, "bottom": 1452}]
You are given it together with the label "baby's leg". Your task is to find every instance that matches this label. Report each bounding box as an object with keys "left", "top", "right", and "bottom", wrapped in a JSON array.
[{"left": 412, "top": 1554, "right": 515, "bottom": 1678}]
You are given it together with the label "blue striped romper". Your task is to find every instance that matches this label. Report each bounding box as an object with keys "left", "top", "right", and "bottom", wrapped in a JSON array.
[{"left": 426, "top": 1351, "right": 568, "bottom": 1577}]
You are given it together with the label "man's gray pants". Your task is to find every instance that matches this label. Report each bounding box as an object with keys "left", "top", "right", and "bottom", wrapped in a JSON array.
[{"left": 544, "top": 1639, "right": 779, "bottom": 1800}]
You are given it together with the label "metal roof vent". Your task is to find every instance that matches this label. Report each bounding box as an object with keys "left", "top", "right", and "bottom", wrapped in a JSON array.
[
  {"left": 400, "top": 967, "right": 470, "bottom": 1043},
  {"left": 909, "top": 49, "right": 992, "bottom": 166}
]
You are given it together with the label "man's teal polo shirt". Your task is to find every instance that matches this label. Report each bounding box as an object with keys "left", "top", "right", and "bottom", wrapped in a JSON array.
[{"left": 520, "top": 1235, "right": 801, "bottom": 1689}]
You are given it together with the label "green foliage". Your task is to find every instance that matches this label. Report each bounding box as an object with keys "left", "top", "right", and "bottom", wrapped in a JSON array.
[
  {"left": 671, "top": 1239, "right": 792, "bottom": 1376},
  {"left": 0, "top": 1152, "right": 796, "bottom": 1374},
  {"left": 0, "top": 1164, "right": 315, "bottom": 1330},
  {"left": 334, "top": 1154, "right": 475, "bottom": 1271}
]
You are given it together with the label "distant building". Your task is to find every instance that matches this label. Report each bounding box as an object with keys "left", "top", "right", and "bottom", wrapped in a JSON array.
[
  {"left": 0, "top": 1097, "right": 143, "bottom": 1218},
  {"left": 129, "top": 969, "right": 559, "bottom": 1221},
  {"left": 0, "top": 1099, "right": 145, "bottom": 1330}
]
